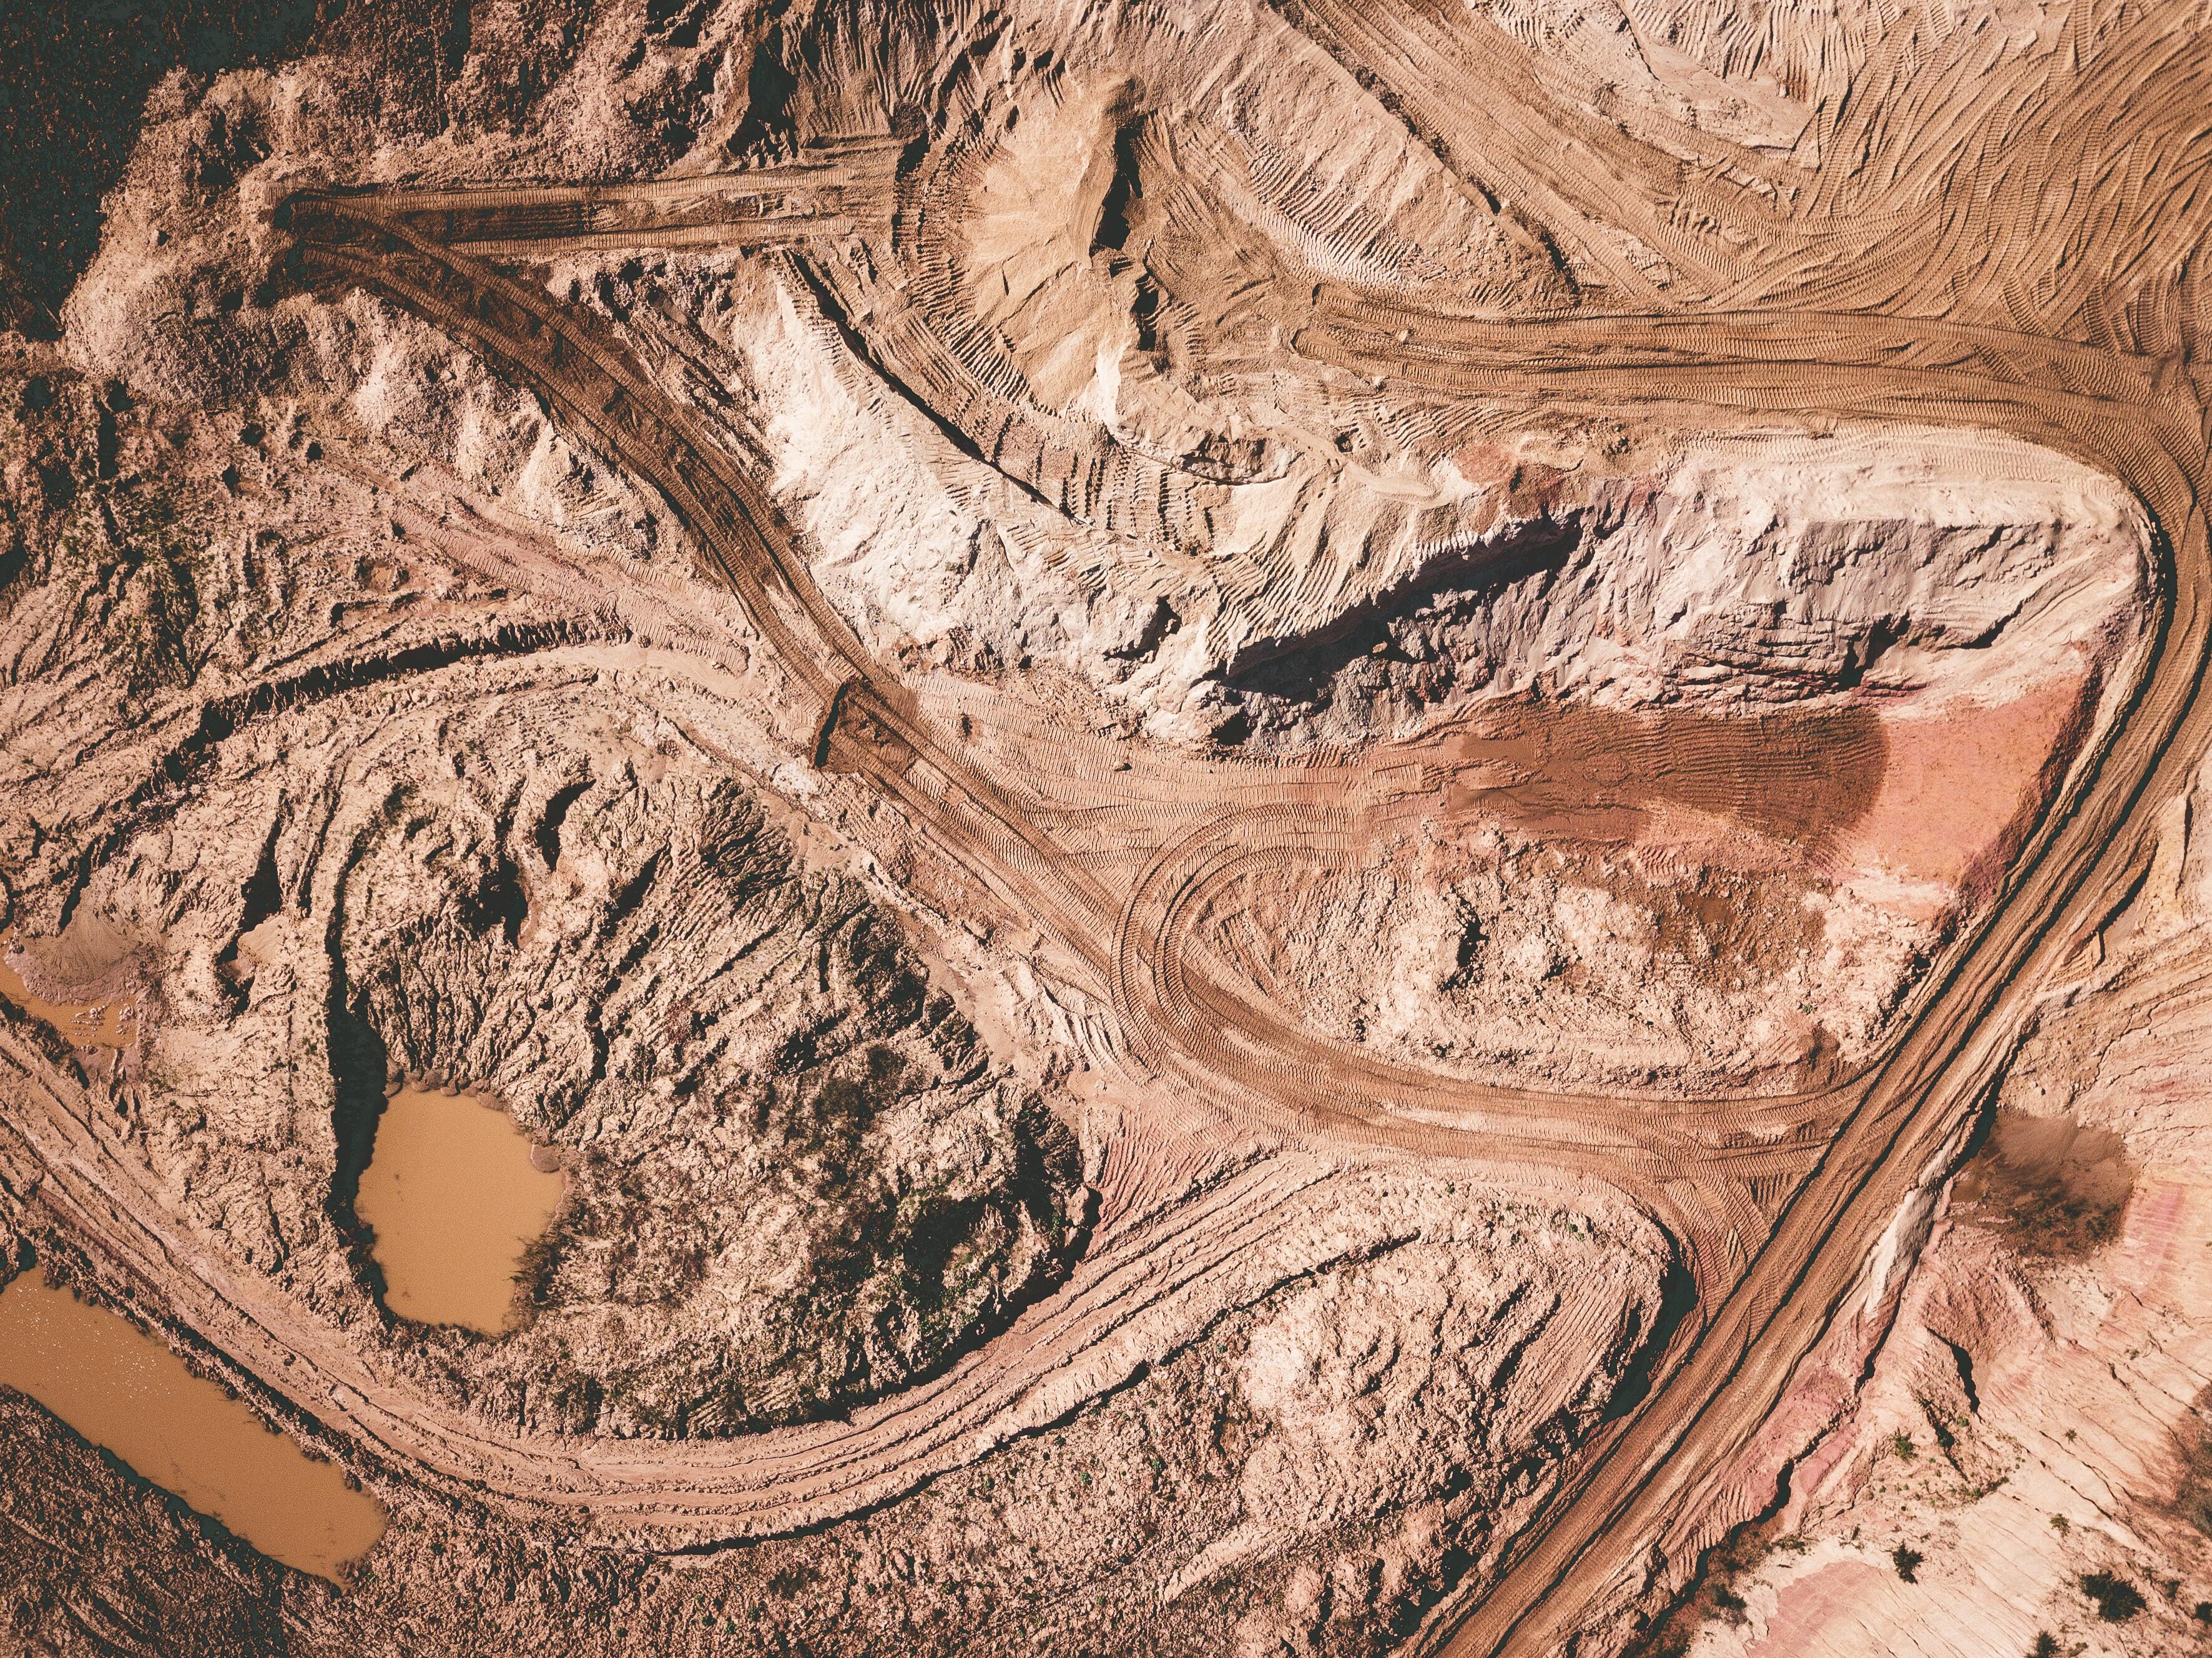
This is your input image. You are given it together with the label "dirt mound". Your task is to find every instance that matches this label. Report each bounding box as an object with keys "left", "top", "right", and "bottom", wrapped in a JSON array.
[
  {"left": 3, "top": 1, "right": 2210, "bottom": 1656},
  {"left": 1952, "top": 1110, "right": 2135, "bottom": 1261}
]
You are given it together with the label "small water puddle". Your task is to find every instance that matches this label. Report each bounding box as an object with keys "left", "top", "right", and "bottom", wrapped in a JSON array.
[
  {"left": 353, "top": 1085, "right": 564, "bottom": 1334},
  {"left": 0, "top": 929, "right": 135, "bottom": 1046},
  {"left": 0, "top": 1270, "right": 386, "bottom": 1580}
]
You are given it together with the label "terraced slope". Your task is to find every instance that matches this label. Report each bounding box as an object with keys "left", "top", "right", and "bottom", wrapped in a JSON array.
[{"left": 2, "top": 1, "right": 2209, "bottom": 1654}]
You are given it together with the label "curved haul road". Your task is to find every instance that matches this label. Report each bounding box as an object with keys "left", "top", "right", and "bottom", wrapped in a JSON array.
[{"left": 6, "top": 3, "right": 2208, "bottom": 1652}]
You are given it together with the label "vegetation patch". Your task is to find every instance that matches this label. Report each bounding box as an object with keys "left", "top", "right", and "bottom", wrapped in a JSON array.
[
  {"left": 1620, "top": 1519, "right": 1805, "bottom": 1657},
  {"left": 2171, "top": 1385, "right": 2212, "bottom": 1538}
]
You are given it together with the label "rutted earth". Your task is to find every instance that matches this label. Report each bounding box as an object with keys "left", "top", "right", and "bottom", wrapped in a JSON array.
[
  {"left": 1671, "top": 761, "right": 2212, "bottom": 1658},
  {"left": 1, "top": 2, "right": 2210, "bottom": 1657}
]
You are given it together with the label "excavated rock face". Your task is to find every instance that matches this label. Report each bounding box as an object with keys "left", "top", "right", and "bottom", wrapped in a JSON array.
[
  {"left": 3, "top": 1, "right": 2206, "bottom": 1657},
  {"left": 0, "top": 363, "right": 1085, "bottom": 1438},
  {"left": 323, "top": 726, "right": 1088, "bottom": 1436}
]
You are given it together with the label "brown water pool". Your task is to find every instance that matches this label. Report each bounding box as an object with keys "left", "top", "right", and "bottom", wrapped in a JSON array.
[
  {"left": 353, "top": 1085, "right": 564, "bottom": 1334},
  {"left": 0, "top": 1271, "right": 386, "bottom": 1581},
  {"left": 0, "top": 929, "right": 134, "bottom": 1046}
]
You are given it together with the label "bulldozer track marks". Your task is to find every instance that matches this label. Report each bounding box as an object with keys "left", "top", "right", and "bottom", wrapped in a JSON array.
[{"left": 16, "top": 8, "right": 2211, "bottom": 1652}]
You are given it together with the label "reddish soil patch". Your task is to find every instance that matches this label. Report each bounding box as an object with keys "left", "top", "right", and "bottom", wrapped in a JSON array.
[
  {"left": 1851, "top": 674, "right": 2091, "bottom": 887},
  {"left": 1744, "top": 1558, "right": 1894, "bottom": 1656},
  {"left": 1418, "top": 693, "right": 1887, "bottom": 854}
]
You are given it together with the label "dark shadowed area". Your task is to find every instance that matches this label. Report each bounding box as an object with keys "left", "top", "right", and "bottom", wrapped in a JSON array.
[{"left": 0, "top": 0, "right": 334, "bottom": 333}]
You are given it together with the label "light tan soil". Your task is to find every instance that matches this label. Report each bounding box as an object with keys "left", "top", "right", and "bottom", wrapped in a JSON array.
[{"left": 2, "top": 2, "right": 2209, "bottom": 1657}]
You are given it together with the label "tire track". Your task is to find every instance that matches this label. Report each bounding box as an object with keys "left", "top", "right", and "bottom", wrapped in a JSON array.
[{"left": 11, "top": 12, "right": 2207, "bottom": 1641}]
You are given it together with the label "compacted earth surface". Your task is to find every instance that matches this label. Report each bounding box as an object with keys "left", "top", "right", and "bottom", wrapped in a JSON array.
[{"left": 3, "top": 2, "right": 2212, "bottom": 1657}]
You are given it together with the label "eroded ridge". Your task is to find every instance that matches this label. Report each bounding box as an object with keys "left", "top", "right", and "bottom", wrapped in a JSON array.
[{"left": 2, "top": 1, "right": 2210, "bottom": 1654}]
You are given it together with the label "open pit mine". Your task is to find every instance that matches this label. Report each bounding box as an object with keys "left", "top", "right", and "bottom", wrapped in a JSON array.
[{"left": 2, "top": 1, "right": 2212, "bottom": 1655}]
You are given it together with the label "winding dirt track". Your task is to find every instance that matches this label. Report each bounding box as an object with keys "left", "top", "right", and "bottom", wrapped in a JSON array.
[{"left": 10, "top": 2, "right": 2211, "bottom": 1650}]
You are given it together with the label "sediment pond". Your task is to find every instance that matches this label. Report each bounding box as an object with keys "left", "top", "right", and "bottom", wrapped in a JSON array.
[
  {"left": 353, "top": 1085, "right": 564, "bottom": 1334},
  {"left": 0, "top": 1271, "right": 387, "bottom": 1580},
  {"left": 0, "top": 929, "right": 135, "bottom": 1045}
]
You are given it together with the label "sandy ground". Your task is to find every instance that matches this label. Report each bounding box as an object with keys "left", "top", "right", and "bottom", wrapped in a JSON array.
[{"left": 0, "top": 1, "right": 2209, "bottom": 1656}]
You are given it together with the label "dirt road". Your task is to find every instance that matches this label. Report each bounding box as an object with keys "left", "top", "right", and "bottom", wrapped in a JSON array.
[{"left": 7, "top": 2, "right": 2206, "bottom": 1649}]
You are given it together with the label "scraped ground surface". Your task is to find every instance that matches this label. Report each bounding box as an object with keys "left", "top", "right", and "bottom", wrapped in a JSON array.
[{"left": 0, "top": 2, "right": 2210, "bottom": 1656}]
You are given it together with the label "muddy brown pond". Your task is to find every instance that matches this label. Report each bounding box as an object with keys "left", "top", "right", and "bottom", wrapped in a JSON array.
[
  {"left": 0, "top": 1271, "right": 387, "bottom": 1579},
  {"left": 354, "top": 1085, "right": 564, "bottom": 1334},
  {"left": 0, "top": 928, "right": 135, "bottom": 1046}
]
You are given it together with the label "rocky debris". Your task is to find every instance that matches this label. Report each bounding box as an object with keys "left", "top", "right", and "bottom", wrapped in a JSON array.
[
  {"left": 1671, "top": 742, "right": 2212, "bottom": 1658},
  {"left": 1234, "top": 822, "right": 1920, "bottom": 1096},
  {"left": 1208, "top": 430, "right": 2142, "bottom": 753},
  {"left": 0, "top": 0, "right": 2200, "bottom": 1656}
]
